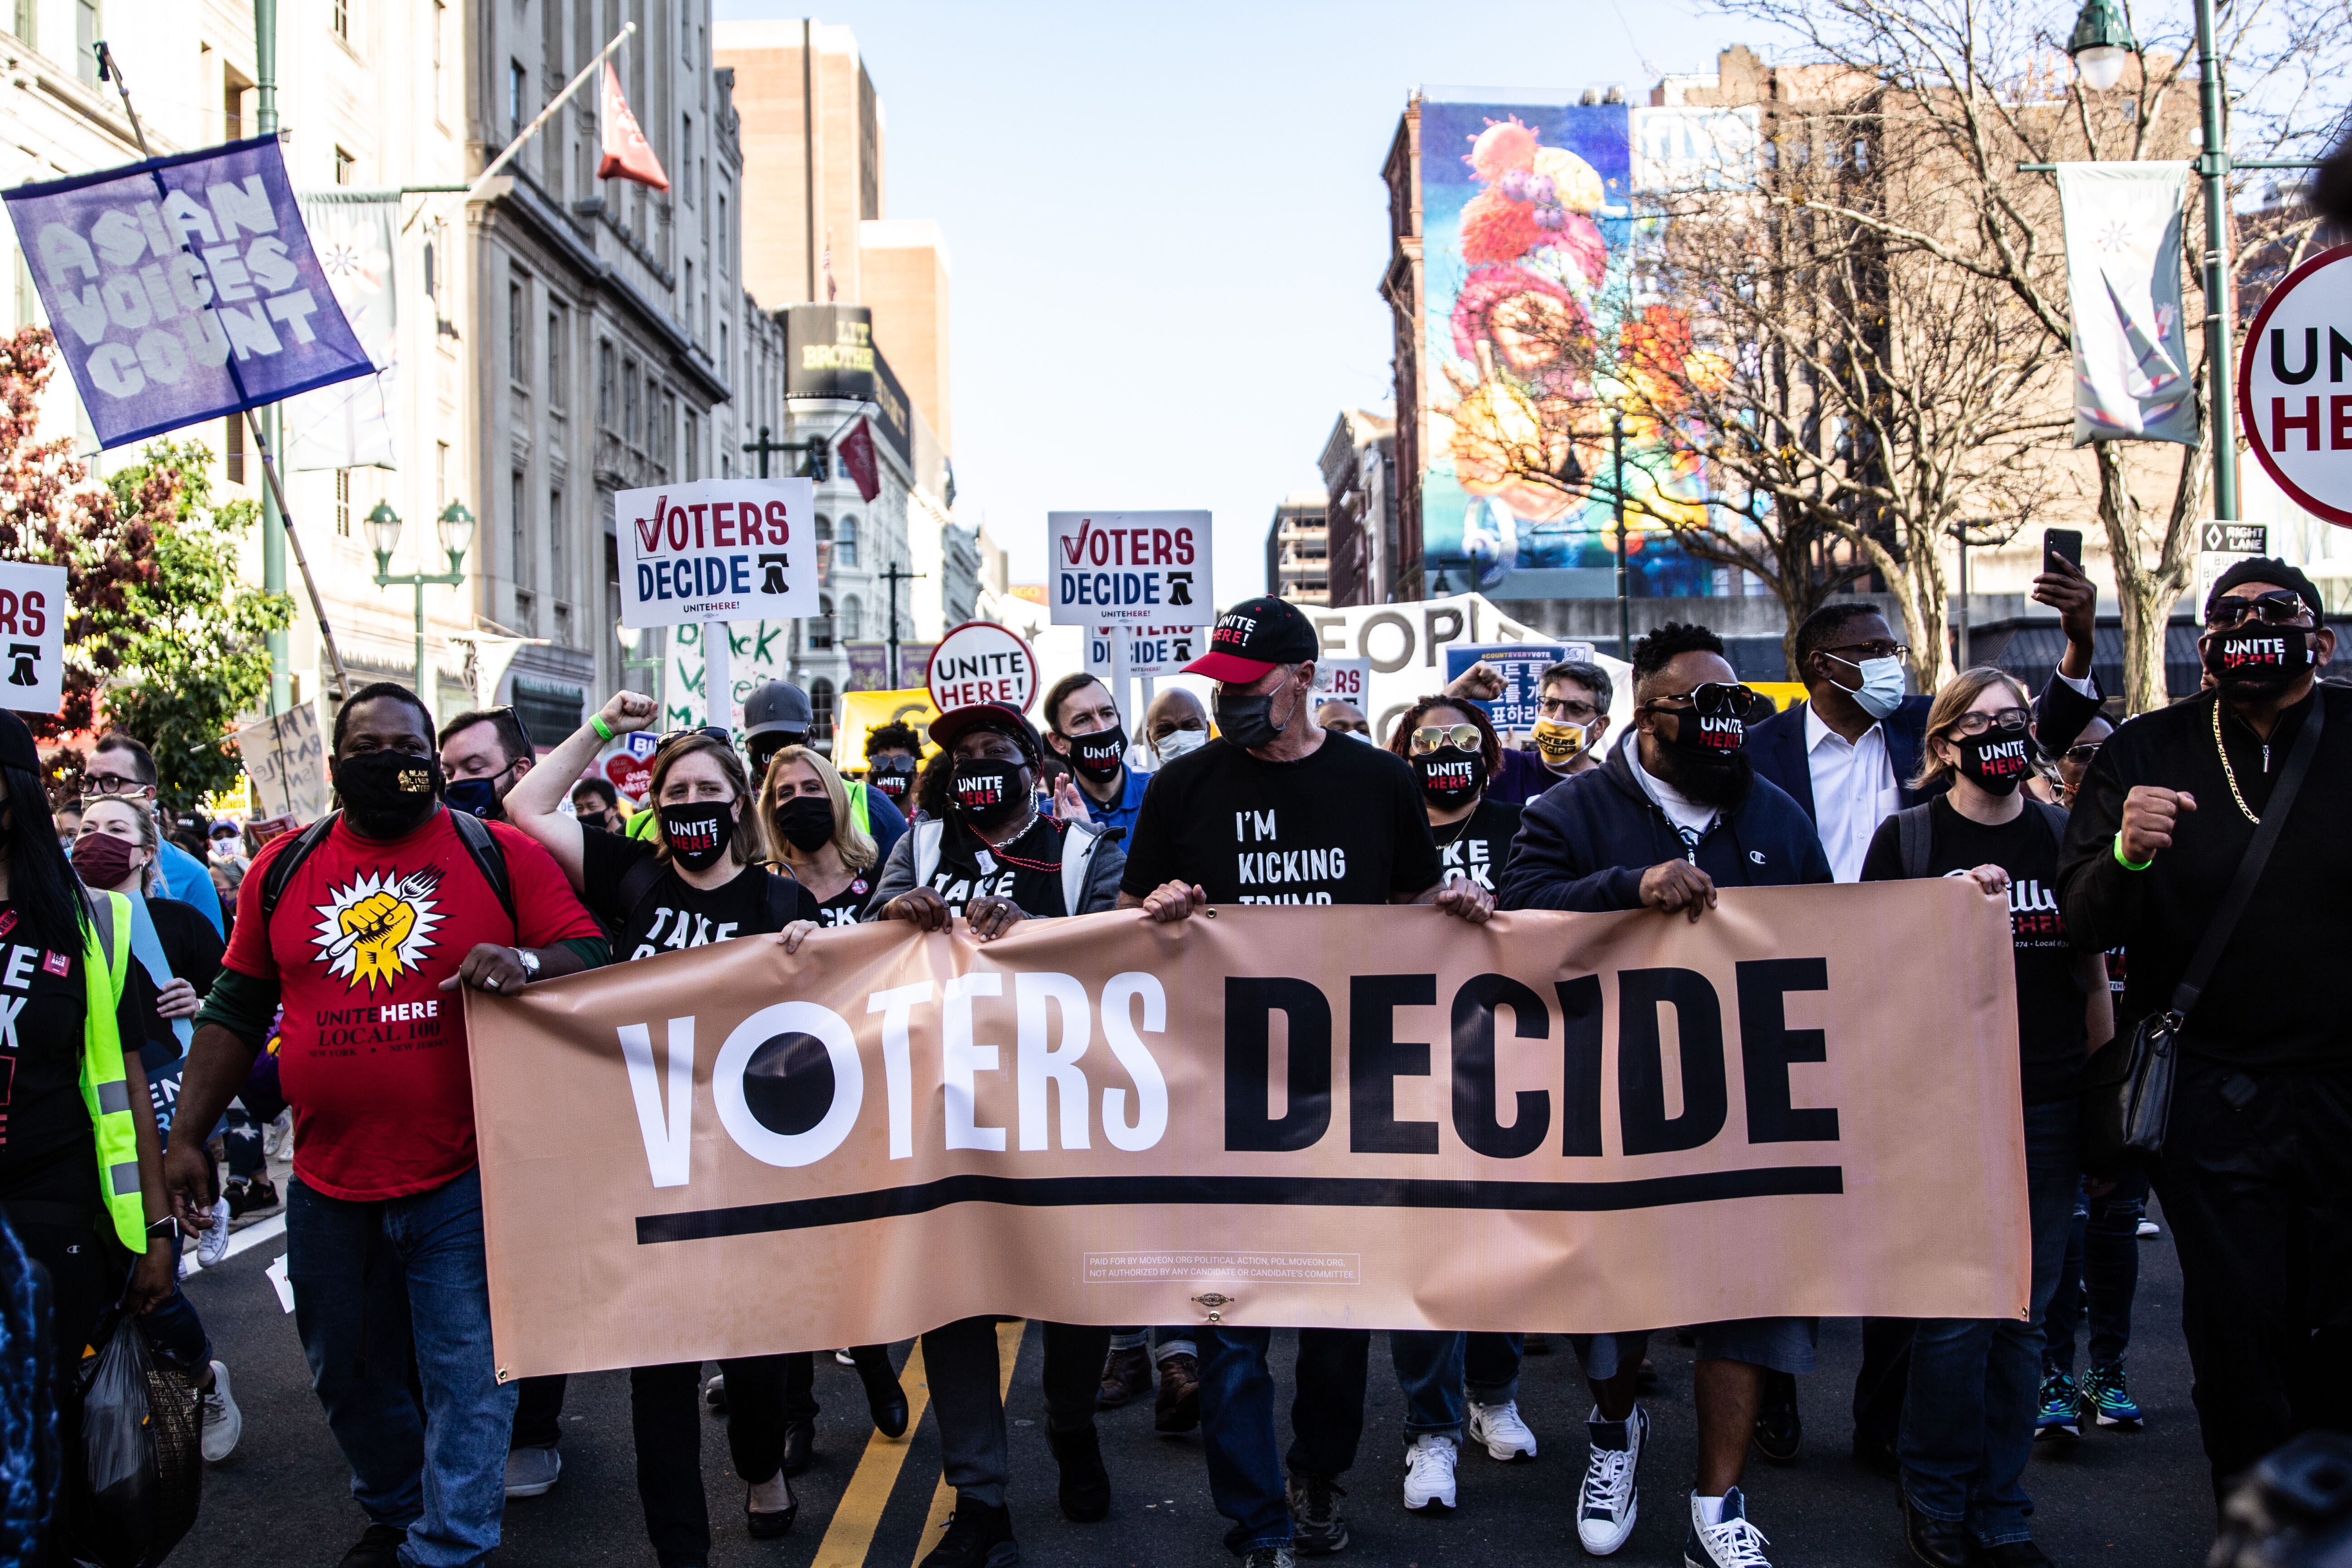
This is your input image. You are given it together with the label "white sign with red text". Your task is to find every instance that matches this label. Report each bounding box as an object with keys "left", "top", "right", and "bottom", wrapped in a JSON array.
[
  {"left": 2240, "top": 244, "right": 2352, "bottom": 528},
  {"left": 0, "top": 561, "right": 65, "bottom": 714},
  {"left": 1310, "top": 658, "right": 1373, "bottom": 707},
  {"left": 1047, "top": 511, "right": 1214, "bottom": 627},
  {"left": 928, "top": 621, "right": 1040, "bottom": 714},
  {"left": 616, "top": 478, "right": 818, "bottom": 629}
]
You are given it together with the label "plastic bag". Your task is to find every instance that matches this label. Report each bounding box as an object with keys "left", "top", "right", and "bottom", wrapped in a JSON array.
[{"left": 69, "top": 1308, "right": 201, "bottom": 1568}]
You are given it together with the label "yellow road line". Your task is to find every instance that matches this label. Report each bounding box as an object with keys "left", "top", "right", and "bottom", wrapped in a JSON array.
[
  {"left": 911, "top": 1319, "right": 1027, "bottom": 1566},
  {"left": 808, "top": 1344, "right": 931, "bottom": 1568}
]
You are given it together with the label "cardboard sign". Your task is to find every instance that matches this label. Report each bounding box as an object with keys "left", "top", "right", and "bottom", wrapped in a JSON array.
[
  {"left": 0, "top": 562, "right": 66, "bottom": 714},
  {"left": 927, "top": 621, "right": 1039, "bottom": 714},
  {"left": 1047, "top": 511, "right": 1214, "bottom": 626},
  {"left": 617, "top": 478, "right": 818, "bottom": 629},
  {"left": 230, "top": 700, "right": 329, "bottom": 823}
]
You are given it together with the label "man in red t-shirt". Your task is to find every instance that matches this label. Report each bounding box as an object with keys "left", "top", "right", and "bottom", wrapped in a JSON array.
[{"left": 167, "top": 683, "right": 607, "bottom": 1568}]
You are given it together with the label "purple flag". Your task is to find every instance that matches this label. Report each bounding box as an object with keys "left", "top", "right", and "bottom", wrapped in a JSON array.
[{"left": 3, "top": 133, "right": 372, "bottom": 449}]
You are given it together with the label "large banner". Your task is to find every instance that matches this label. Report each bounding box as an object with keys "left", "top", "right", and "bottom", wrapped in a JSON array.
[
  {"left": 2057, "top": 162, "right": 2198, "bottom": 447},
  {"left": 286, "top": 189, "right": 399, "bottom": 471},
  {"left": 469, "top": 883, "right": 2028, "bottom": 1382},
  {"left": 4, "top": 135, "right": 373, "bottom": 448}
]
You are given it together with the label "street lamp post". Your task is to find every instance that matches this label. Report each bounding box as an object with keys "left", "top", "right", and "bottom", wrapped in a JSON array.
[
  {"left": 617, "top": 622, "right": 663, "bottom": 711},
  {"left": 370, "top": 499, "right": 475, "bottom": 727}
]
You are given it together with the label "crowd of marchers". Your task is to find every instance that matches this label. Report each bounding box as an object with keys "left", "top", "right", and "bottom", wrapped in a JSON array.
[{"left": 4, "top": 549, "right": 2339, "bottom": 1568}]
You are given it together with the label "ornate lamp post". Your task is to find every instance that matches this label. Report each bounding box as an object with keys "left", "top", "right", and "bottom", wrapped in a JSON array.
[{"left": 370, "top": 499, "right": 475, "bottom": 725}]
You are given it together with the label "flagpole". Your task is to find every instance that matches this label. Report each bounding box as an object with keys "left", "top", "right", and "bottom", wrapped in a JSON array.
[
  {"left": 94, "top": 41, "right": 353, "bottom": 702},
  {"left": 406, "top": 21, "right": 637, "bottom": 235}
]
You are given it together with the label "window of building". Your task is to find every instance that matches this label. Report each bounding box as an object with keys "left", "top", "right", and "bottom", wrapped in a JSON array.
[
  {"left": 546, "top": 306, "right": 563, "bottom": 397},
  {"left": 11, "top": 0, "right": 34, "bottom": 48},
  {"left": 718, "top": 321, "right": 728, "bottom": 373},
  {"left": 331, "top": 0, "right": 348, "bottom": 41},
  {"left": 422, "top": 238, "right": 436, "bottom": 301},
  {"left": 683, "top": 260, "right": 696, "bottom": 337},
  {"left": 335, "top": 469, "right": 352, "bottom": 537},
  {"left": 835, "top": 515, "right": 858, "bottom": 569},
  {"left": 597, "top": 341, "right": 616, "bottom": 429},
  {"left": 431, "top": 0, "right": 445, "bottom": 125},
  {"left": 75, "top": 0, "right": 98, "bottom": 86},
  {"left": 549, "top": 488, "right": 566, "bottom": 600},
  {"left": 435, "top": 441, "right": 449, "bottom": 510},
  {"left": 508, "top": 61, "right": 526, "bottom": 139},
  {"left": 622, "top": 360, "right": 639, "bottom": 446},
  {"left": 510, "top": 469, "right": 530, "bottom": 585},
  {"left": 224, "top": 416, "right": 244, "bottom": 485},
  {"left": 808, "top": 678, "right": 835, "bottom": 751},
  {"left": 221, "top": 77, "right": 241, "bottom": 138},
  {"left": 841, "top": 595, "right": 861, "bottom": 641},
  {"left": 508, "top": 279, "right": 527, "bottom": 383},
  {"left": 684, "top": 410, "right": 699, "bottom": 481},
  {"left": 717, "top": 194, "right": 728, "bottom": 269},
  {"left": 333, "top": 147, "right": 355, "bottom": 186},
  {"left": 810, "top": 597, "right": 835, "bottom": 650},
  {"left": 680, "top": 115, "right": 694, "bottom": 206}
]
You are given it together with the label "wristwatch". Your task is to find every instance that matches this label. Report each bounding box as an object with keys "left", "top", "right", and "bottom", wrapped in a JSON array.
[{"left": 513, "top": 947, "right": 541, "bottom": 981}]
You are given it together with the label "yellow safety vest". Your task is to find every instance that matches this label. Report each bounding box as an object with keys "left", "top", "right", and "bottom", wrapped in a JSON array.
[{"left": 74, "top": 889, "right": 146, "bottom": 1252}]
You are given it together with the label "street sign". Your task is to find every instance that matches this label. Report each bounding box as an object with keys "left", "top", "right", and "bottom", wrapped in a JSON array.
[
  {"left": 1310, "top": 659, "right": 1372, "bottom": 707},
  {"left": 2193, "top": 521, "right": 2269, "bottom": 614},
  {"left": 0, "top": 561, "right": 65, "bottom": 715},
  {"left": 927, "top": 620, "right": 1040, "bottom": 714},
  {"left": 2239, "top": 243, "right": 2352, "bottom": 527},
  {"left": 1046, "top": 511, "right": 1214, "bottom": 626},
  {"left": 616, "top": 477, "right": 819, "bottom": 628}
]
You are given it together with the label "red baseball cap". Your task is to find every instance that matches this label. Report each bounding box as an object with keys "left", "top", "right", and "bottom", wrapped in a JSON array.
[{"left": 1182, "top": 596, "right": 1320, "bottom": 684}]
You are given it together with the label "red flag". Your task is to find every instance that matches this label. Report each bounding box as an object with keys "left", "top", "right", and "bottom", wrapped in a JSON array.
[
  {"left": 838, "top": 417, "right": 881, "bottom": 503},
  {"left": 598, "top": 63, "right": 669, "bottom": 191}
]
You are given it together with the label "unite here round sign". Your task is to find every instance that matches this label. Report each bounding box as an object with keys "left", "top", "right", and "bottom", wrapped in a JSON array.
[
  {"left": 2241, "top": 243, "right": 2352, "bottom": 528},
  {"left": 927, "top": 621, "right": 1039, "bottom": 714}
]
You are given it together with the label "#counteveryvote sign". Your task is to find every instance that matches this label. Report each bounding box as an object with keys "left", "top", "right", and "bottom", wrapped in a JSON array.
[
  {"left": 1047, "top": 511, "right": 1213, "bottom": 626},
  {"left": 0, "top": 562, "right": 66, "bottom": 714},
  {"left": 928, "top": 621, "right": 1039, "bottom": 713},
  {"left": 618, "top": 479, "right": 818, "bottom": 629},
  {"left": 1445, "top": 642, "right": 1587, "bottom": 731},
  {"left": 2, "top": 135, "right": 374, "bottom": 449},
  {"left": 2240, "top": 243, "right": 2352, "bottom": 527}
]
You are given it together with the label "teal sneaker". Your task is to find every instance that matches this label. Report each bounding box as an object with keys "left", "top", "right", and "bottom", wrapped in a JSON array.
[
  {"left": 2079, "top": 1364, "right": 2144, "bottom": 1430},
  {"left": 2034, "top": 1372, "right": 2081, "bottom": 1441}
]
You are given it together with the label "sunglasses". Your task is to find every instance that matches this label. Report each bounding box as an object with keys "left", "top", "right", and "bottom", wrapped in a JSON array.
[
  {"left": 1646, "top": 682, "right": 1758, "bottom": 717},
  {"left": 657, "top": 725, "right": 734, "bottom": 748},
  {"left": 1944, "top": 707, "right": 2030, "bottom": 739},
  {"left": 2063, "top": 740, "right": 2104, "bottom": 766},
  {"left": 1409, "top": 723, "right": 1483, "bottom": 754},
  {"left": 2205, "top": 590, "right": 2313, "bottom": 630}
]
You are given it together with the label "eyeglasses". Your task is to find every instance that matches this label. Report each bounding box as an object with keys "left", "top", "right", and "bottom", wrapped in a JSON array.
[
  {"left": 1645, "top": 682, "right": 1758, "bottom": 717},
  {"left": 1409, "top": 723, "right": 1483, "bottom": 754},
  {"left": 2063, "top": 740, "right": 2104, "bottom": 766},
  {"left": 1822, "top": 642, "right": 1911, "bottom": 664},
  {"left": 82, "top": 773, "right": 148, "bottom": 795},
  {"left": 2205, "top": 590, "right": 2312, "bottom": 630},
  {"left": 1538, "top": 696, "right": 1600, "bottom": 722},
  {"left": 1944, "top": 707, "right": 2030, "bottom": 739}
]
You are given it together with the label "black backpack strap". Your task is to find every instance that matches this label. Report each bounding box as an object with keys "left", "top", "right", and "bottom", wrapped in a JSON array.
[
  {"left": 447, "top": 810, "right": 518, "bottom": 933},
  {"left": 614, "top": 850, "right": 666, "bottom": 938},
  {"left": 1894, "top": 802, "right": 1935, "bottom": 880},
  {"left": 258, "top": 815, "right": 343, "bottom": 926},
  {"left": 763, "top": 868, "right": 804, "bottom": 930},
  {"left": 2028, "top": 799, "right": 2071, "bottom": 851}
]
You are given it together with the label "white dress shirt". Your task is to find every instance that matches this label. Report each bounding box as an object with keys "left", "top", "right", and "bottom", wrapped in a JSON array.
[{"left": 1804, "top": 703, "right": 1900, "bottom": 883}]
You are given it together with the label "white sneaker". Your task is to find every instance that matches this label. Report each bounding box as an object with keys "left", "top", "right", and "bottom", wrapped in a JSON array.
[
  {"left": 1684, "top": 1486, "right": 1773, "bottom": 1567},
  {"left": 266, "top": 1108, "right": 293, "bottom": 1160},
  {"left": 504, "top": 1444, "right": 561, "bottom": 1498},
  {"left": 196, "top": 1196, "right": 232, "bottom": 1267},
  {"left": 1468, "top": 1397, "right": 1538, "bottom": 1462},
  {"left": 1401, "top": 1432, "right": 1458, "bottom": 1514},
  {"left": 198, "top": 1360, "right": 243, "bottom": 1462},
  {"left": 1578, "top": 1404, "right": 1646, "bottom": 1555},
  {"left": 2136, "top": 1216, "right": 2161, "bottom": 1239}
]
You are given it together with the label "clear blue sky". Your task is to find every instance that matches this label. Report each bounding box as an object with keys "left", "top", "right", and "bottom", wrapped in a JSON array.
[{"left": 715, "top": 0, "right": 1739, "bottom": 607}]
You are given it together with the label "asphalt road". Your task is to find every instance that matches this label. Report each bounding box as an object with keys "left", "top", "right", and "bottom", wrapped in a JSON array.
[{"left": 167, "top": 1203, "right": 2216, "bottom": 1568}]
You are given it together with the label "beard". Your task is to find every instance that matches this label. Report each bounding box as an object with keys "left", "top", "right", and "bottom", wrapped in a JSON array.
[
  {"left": 1651, "top": 741, "right": 1754, "bottom": 809},
  {"left": 2217, "top": 672, "right": 2299, "bottom": 705}
]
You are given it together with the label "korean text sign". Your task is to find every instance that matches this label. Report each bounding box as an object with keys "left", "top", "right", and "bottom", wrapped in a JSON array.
[
  {"left": 3, "top": 135, "right": 372, "bottom": 448},
  {"left": 1047, "top": 511, "right": 1214, "bottom": 626},
  {"left": 618, "top": 478, "right": 818, "bottom": 629}
]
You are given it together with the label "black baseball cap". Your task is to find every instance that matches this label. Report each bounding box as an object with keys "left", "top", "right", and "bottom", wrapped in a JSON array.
[
  {"left": 928, "top": 702, "right": 1043, "bottom": 764},
  {"left": 1183, "top": 596, "right": 1318, "bottom": 684},
  {"left": 2204, "top": 557, "right": 2324, "bottom": 624}
]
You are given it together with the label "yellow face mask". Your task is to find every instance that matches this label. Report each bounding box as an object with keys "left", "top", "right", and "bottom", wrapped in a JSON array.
[{"left": 1532, "top": 718, "right": 1588, "bottom": 764}]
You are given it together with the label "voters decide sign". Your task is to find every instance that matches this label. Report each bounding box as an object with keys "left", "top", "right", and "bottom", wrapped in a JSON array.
[
  {"left": 2240, "top": 243, "right": 2352, "bottom": 527},
  {"left": 616, "top": 478, "right": 818, "bottom": 628},
  {"left": 1047, "top": 511, "right": 1214, "bottom": 626},
  {"left": 928, "top": 620, "right": 1040, "bottom": 713}
]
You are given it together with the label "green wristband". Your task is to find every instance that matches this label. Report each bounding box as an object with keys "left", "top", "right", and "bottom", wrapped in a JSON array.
[
  {"left": 591, "top": 715, "right": 616, "bottom": 742},
  {"left": 2112, "top": 831, "right": 2153, "bottom": 872}
]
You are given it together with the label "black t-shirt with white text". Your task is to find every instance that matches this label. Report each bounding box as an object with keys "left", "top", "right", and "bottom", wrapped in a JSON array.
[
  {"left": 925, "top": 815, "right": 1072, "bottom": 920},
  {"left": 813, "top": 873, "right": 875, "bottom": 927},
  {"left": 1121, "top": 735, "right": 1441, "bottom": 906},
  {"left": 0, "top": 901, "right": 151, "bottom": 1205},
  {"left": 581, "top": 829, "right": 818, "bottom": 960},
  {"left": 1860, "top": 797, "right": 2089, "bottom": 1103},
  {"left": 1434, "top": 799, "right": 1521, "bottom": 893}
]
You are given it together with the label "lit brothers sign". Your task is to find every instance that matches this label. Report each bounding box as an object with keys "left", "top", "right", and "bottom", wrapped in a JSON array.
[{"left": 617, "top": 477, "right": 819, "bottom": 628}]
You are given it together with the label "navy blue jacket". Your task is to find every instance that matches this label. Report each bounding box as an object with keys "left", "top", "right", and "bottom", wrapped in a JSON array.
[{"left": 1497, "top": 741, "right": 1834, "bottom": 912}]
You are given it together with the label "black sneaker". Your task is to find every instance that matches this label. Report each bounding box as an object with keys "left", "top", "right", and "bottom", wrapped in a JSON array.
[
  {"left": 225, "top": 1176, "right": 280, "bottom": 1219},
  {"left": 918, "top": 1497, "right": 1020, "bottom": 1568},
  {"left": 337, "top": 1524, "right": 407, "bottom": 1568},
  {"left": 1752, "top": 1370, "right": 1802, "bottom": 1465},
  {"left": 1286, "top": 1472, "right": 1350, "bottom": 1556},
  {"left": 1046, "top": 1422, "right": 1110, "bottom": 1521}
]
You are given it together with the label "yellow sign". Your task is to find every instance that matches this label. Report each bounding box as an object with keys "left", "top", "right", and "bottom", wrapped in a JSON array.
[
  {"left": 1751, "top": 681, "right": 1808, "bottom": 713},
  {"left": 835, "top": 688, "right": 939, "bottom": 771}
]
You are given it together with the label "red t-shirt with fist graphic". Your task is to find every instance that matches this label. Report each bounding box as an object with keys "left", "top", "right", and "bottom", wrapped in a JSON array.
[{"left": 223, "top": 808, "right": 601, "bottom": 1200}]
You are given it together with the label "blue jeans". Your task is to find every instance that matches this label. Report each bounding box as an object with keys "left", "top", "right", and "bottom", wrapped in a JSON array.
[
  {"left": 287, "top": 1169, "right": 517, "bottom": 1568},
  {"left": 1388, "top": 1332, "right": 1524, "bottom": 1438},
  {"left": 2043, "top": 1169, "right": 2145, "bottom": 1376},
  {"left": 1899, "top": 1099, "right": 2078, "bottom": 1546},
  {"left": 1196, "top": 1326, "right": 1368, "bottom": 1555}
]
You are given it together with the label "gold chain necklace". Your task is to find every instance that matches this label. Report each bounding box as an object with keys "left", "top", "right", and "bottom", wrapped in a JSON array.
[{"left": 2212, "top": 696, "right": 2261, "bottom": 825}]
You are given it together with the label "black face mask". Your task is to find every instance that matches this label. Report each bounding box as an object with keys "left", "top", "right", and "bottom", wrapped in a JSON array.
[
  {"left": 659, "top": 802, "right": 736, "bottom": 871},
  {"left": 772, "top": 796, "right": 837, "bottom": 852},
  {"left": 1213, "top": 683, "right": 1296, "bottom": 752},
  {"left": 1415, "top": 746, "right": 1487, "bottom": 808},
  {"left": 334, "top": 749, "right": 442, "bottom": 837},
  {"left": 867, "top": 757, "right": 915, "bottom": 804},
  {"left": 1650, "top": 712, "right": 1753, "bottom": 808},
  {"left": 2203, "top": 626, "right": 2314, "bottom": 692},
  {"left": 748, "top": 736, "right": 803, "bottom": 784},
  {"left": 1956, "top": 730, "right": 2032, "bottom": 796},
  {"left": 949, "top": 759, "right": 1029, "bottom": 829},
  {"left": 1065, "top": 725, "right": 1128, "bottom": 783},
  {"left": 445, "top": 777, "right": 505, "bottom": 820}
]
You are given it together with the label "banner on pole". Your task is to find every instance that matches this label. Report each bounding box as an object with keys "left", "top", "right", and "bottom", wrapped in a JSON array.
[
  {"left": 3, "top": 135, "right": 374, "bottom": 449},
  {"left": 286, "top": 190, "right": 400, "bottom": 470},
  {"left": 469, "top": 883, "right": 2030, "bottom": 1378},
  {"left": 2056, "top": 162, "right": 2199, "bottom": 448}
]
